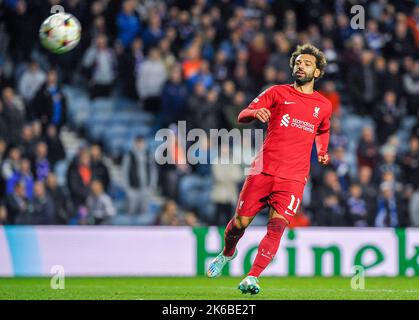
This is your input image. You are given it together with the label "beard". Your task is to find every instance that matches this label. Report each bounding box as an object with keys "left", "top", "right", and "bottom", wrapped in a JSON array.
[{"left": 292, "top": 69, "right": 315, "bottom": 85}]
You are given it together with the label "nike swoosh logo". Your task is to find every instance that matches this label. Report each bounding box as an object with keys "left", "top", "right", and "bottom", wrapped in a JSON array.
[{"left": 284, "top": 101, "right": 296, "bottom": 104}]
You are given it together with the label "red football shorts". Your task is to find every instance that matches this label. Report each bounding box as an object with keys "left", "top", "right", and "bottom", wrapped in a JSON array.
[{"left": 235, "top": 172, "right": 305, "bottom": 223}]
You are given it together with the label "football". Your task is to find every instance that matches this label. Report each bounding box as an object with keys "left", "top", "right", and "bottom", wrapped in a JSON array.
[{"left": 39, "top": 12, "right": 81, "bottom": 54}]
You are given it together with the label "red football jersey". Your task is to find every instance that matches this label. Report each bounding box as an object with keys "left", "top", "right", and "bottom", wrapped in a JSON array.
[{"left": 239, "top": 84, "right": 332, "bottom": 184}]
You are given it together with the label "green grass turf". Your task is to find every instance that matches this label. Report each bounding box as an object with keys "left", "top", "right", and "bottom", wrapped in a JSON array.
[{"left": 0, "top": 277, "right": 418, "bottom": 300}]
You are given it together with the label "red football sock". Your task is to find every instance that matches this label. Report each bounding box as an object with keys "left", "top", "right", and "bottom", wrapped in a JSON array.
[
  {"left": 223, "top": 218, "right": 245, "bottom": 257},
  {"left": 248, "top": 218, "right": 288, "bottom": 277}
]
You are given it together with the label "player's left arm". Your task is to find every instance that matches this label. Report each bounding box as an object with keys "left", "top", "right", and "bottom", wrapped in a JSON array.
[{"left": 315, "top": 104, "right": 332, "bottom": 166}]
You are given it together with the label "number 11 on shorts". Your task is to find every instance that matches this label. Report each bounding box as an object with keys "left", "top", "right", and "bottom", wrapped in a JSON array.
[{"left": 287, "top": 194, "right": 300, "bottom": 214}]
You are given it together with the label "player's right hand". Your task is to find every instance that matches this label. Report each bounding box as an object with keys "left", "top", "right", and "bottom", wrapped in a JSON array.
[
  {"left": 318, "top": 153, "right": 330, "bottom": 166},
  {"left": 253, "top": 108, "right": 271, "bottom": 123}
]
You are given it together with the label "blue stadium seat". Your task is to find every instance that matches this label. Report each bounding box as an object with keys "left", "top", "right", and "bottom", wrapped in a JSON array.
[
  {"left": 91, "top": 98, "right": 115, "bottom": 114},
  {"left": 178, "top": 175, "right": 214, "bottom": 221}
]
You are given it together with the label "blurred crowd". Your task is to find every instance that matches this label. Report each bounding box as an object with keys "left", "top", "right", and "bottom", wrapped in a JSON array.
[{"left": 0, "top": 0, "right": 418, "bottom": 227}]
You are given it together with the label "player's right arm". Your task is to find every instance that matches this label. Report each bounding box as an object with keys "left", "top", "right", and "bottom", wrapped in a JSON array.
[{"left": 237, "top": 86, "right": 275, "bottom": 123}]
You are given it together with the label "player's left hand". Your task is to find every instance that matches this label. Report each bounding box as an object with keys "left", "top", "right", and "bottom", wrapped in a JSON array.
[{"left": 318, "top": 153, "right": 330, "bottom": 166}]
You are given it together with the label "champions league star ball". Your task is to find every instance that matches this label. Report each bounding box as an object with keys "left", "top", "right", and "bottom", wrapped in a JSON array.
[{"left": 39, "top": 13, "right": 81, "bottom": 54}]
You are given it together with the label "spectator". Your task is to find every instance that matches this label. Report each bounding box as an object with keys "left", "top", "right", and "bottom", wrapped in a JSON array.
[
  {"left": 400, "top": 184, "right": 415, "bottom": 224},
  {"left": 142, "top": 11, "right": 165, "bottom": 52},
  {"left": 2, "top": 147, "right": 22, "bottom": 182},
  {"left": 336, "top": 14, "right": 356, "bottom": 47},
  {"left": 232, "top": 64, "right": 255, "bottom": 99},
  {"left": 386, "top": 59, "right": 403, "bottom": 99},
  {"left": 321, "top": 37, "right": 340, "bottom": 81},
  {"left": 0, "top": 139, "right": 7, "bottom": 199},
  {"left": 319, "top": 13, "right": 336, "bottom": 42},
  {"left": 407, "top": 5, "right": 419, "bottom": 49},
  {"left": 67, "top": 149, "right": 92, "bottom": 211},
  {"left": 87, "top": 179, "right": 115, "bottom": 225},
  {"left": 137, "top": 47, "right": 167, "bottom": 114},
  {"left": 4, "top": 0, "right": 37, "bottom": 63},
  {"left": 341, "top": 34, "right": 364, "bottom": 78},
  {"left": 364, "top": 19, "right": 386, "bottom": 53},
  {"left": 319, "top": 81, "right": 341, "bottom": 117},
  {"left": 177, "top": 10, "right": 195, "bottom": 44},
  {"left": 347, "top": 50, "right": 378, "bottom": 115},
  {"left": 401, "top": 135, "right": 419, "bottom": 189},
  {"left": 116, "top": 0, "right": 141, "bottom": 48},
  {"left": 17, "top": 61, "right": 46, "bottom": 105},
  {"left": 45, "top": 173, "right": 73, "bottom": 225},
  {"left": 262, "top": 65, "right": 278, "bottom": 89},
  {"left": 31, "top": 120, "right": 43, "bottom": 142},
  {"left": 218, "top": 80, "right": 236, "bottom": 108},
  {"left": 248, "top": 33, "right": 270, "bottom": 87},
  {"left": 268, "top": 33, "right": 291, "bottom": 80},
  {"left": 2, "top": 87, "right": 25, "bottom": 145},
  {"left": 409, "top": 188, "right": 419, "bottom": 227},
  {"left": 374, "top": 90, "right": 402, "bottom": 145},
  {"left": 357, "top": 166, "right": 378, "bottom": 222},
  {"left": 329, "top": 117, "right": 348, "bottom": 151},
  {"left": 184, "top": 210, "right": 201, "bottom": 227},
  {"left": 2, "top": 86, "right": 25, "bottom": 115},
  {"left": 212, "top": 49, "right": 230, "bottom": 83},
  {"left": 20, "top": 125, "right": 36, "bottom": 160},
  {"left": 357, "top": 126, "right": 379, "bottom": 171},
  {"left": 374, "top": 56, "right": 387, "bottom": 84},
  {"left": 156, "top": 124, "right": 190, "bottom": 200},
  {"left": 154, "top": 199, "right": 181, "bottom": 226},
  {"left": 223, "top": 91, "right": 248, "bottom": 130},
  {"left": 313, "top": 170, "right": 347, "bottom": 226},
  {"left": 159, "top": 37, "right": 176, "bottom": 74},
  {"left": 375, "top": 145, "right": 403, "bottom": 184},
  {"left": 187, "top": 59, "right": 214, "bottom": 91},
  {"left": 122, "top": 136, "right": 158, "bottom": 215},
  {"left": 346, "top": 183, "right": 368, "bottom": 227},
  {"left": 0, "top": 202, "right": 7, "bottom": 225},
  {"left": 33, "top": 142, "right": 50, "bottom": 181},
  {"left": 402, "top": 60, "right": 419, "bottom": 117},
  {"left": 384, "top": 19, "right": 416, "bottom": 58},
  {"left": 33, "top": 69, "right": 68, "bottom": 135},
  {"left": 5, "top": 182, "right": 28, "bottom": 225},
  {"left": 330, "top": 147, "right": 351, "bottom": 193},
  {"left": 195, "top": 88, "right": 222, "bottom": 133},
  {"left": 6, "top": 158, "right": 34, "bottom": 201},
  {"left": 219, "top": 29, "right": 246, "bottom": 63},
  {"left": 374, "top": 181, "right": 408, "bottom": 227},
  {"left": 161, "top": 65, "right": 188, "bottom": 127},
  {"left": 187, "top": 82, "right": 207, "bottom": 129},
  {"left": 262, "top": 14, "right": 277, "bottom": 42},
  {"left": 31, "top": 181, "right": 55, "bottom": 225},
  {"left": 182, "top": 45, "right": 203, "bottom": 81},
  {"left": 90, "top": 144, "right": 110, "bottom": 192},
  {"left": 82, "top": 34, "right": 117, "bottom": 99},
  {"left": 117, "top": 37, "right": 144, "bottom": 100},
  {"left": 0, "top": 101, "right": 9, "bottom": 140},
  {"left": 45, "top": 125, "right": 66, "bottom": 167}
]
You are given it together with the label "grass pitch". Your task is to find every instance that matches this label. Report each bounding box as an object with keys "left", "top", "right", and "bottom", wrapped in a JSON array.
[{"left": 0, "top": 276, "right": 418, "bottom": 300}]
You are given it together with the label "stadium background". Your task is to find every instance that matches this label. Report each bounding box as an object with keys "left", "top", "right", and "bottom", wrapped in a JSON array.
[{"left": 0, "top": 0, "right": 418, "bottom": 298}]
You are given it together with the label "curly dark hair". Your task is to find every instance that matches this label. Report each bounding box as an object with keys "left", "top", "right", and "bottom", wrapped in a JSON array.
[{"left": 289, "top": 44, "right": 327, "bottom": 80}]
